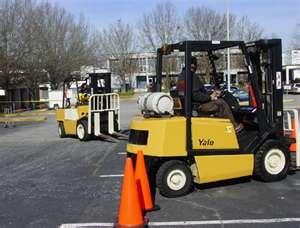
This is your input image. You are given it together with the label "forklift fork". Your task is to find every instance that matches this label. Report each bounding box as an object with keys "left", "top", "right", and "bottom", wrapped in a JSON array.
[{"left": 88, "top": 93, "right": 120, "bottom": 137}]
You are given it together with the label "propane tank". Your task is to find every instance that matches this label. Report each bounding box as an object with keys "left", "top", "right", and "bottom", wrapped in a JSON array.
[
  {"left": 137, "top": 92, "right": 174, "bottom": 115},
  {"left": 137, "top": 93, "right": 150, "bottom": 111}
]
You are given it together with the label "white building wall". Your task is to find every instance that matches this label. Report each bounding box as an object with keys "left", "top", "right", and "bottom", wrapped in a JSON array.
[{"left": 292, "top": 50, "right": 300, "bottom": 65}]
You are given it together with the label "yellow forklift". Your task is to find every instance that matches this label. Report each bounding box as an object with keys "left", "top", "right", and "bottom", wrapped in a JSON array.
[
  {"left": 127, "top": 39, "right": 296, "bottom": 197},
  {"left": 56, "top": 73, "right": 121, "bottom": 141}
]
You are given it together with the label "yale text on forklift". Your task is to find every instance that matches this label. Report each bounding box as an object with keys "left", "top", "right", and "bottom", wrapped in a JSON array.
[{"left": 199, "top": 138, "right": 215, "bottom": 146}]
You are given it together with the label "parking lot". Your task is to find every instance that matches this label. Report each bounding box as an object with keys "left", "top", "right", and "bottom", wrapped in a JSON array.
[{"left": 1, "top": 97, "right": 300, "bottom": 228}]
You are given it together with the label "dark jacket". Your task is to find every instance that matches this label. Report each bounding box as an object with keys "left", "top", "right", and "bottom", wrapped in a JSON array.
[{"left": 177, "top": 68, "right": 211, "bottom": 103}]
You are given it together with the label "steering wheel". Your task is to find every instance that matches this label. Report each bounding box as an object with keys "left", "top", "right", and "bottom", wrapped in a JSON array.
[{"left": 220, "top": 90, "right": 240, "bottom": 112}]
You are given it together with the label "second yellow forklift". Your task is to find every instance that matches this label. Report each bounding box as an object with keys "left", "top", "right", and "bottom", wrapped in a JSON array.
[{"left": 56, "top": 73, "right": 121, "bottom": 141}]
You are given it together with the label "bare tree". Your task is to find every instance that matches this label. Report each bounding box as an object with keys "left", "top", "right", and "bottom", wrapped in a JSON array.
[
  {"left": 98, "top": 20, "right": 137, "bottom": 91},
  {"left": 234, "top": 16, "right": 263, "bottom": 41},
  {"left": 0, "top": 0, "right": 25, "bottom": 92},
  {"left": 37, "top": 2, "right": 75, "bottom": 90},
  {"left": 0, "top": 0, "right": 98, "bottom": 97},
  {"left": 36, "top": 3, "right": 98, "bottom": 89},
  {"left": 184, "top": 6, "right": 235, "bottom": 40},
  {"left": 16, "top": 0, "right": 50, "bottom": 102},
  {"left": 0, "top": 0, "right": 268, "bottom": 101},
  {"left": 138, "top": 2, "right": 182, "bottom": 51}
]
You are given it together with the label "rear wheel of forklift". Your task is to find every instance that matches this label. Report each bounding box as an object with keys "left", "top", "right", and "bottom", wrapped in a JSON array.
[
  {"left": 58, "top": 122, "right": 66, "bottom": 138},
  {"left": 77, "top": 120, "right": 90, "bottom": 141},
  {"left": 156, "top": 160, "right": 194, "bottom": 198},
  {"left": 254, "top": 140, "right": 289, "bottom": 182}
]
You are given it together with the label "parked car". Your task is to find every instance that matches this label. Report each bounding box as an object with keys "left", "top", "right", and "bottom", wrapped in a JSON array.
[
  {"left": 283, "top": 84, "right": 292, "bottom": 93},
  {"left": 233, "top": 90, "right": 249, "bottom": 101},
  {"left": 292, "top": 83, "right": 300, "bottom": 94},
  {"left": 202, "top": 83, "right": 249, "bottom": 101},
  {"left": 204, "top": 84, "right": 214, "bottom": 92},
  {"left": 222, "top": 85, "right": 239, "bottom": 93}
]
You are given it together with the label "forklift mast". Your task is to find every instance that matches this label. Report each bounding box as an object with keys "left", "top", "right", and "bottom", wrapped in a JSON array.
[
  {"left": 246, "top": 39, "right": 283, "bottom": 133},
  {"left": 89, "top": 73, "right": 111, "bottom": 94}
]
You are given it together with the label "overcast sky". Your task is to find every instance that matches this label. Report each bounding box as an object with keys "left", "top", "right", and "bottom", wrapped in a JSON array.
[{"left": 50, "top": 0, "right": 300, "bottom": 50}]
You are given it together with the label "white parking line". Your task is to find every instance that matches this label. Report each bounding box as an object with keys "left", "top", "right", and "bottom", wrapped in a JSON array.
[
  {"left": 60, "top": 218, "right": 300, "bottom": 227},
  {"left": 99, "top": 174, "right": 123, "bottom": 178},
  {"left": 60, "top": 223, "right": 113, "bottom": 228},
  {"left": 150, "top": 218, "right": 300, "bottom": 226},
  {"left": 117, "top": 152, "right": 126, "bottom": 155}
]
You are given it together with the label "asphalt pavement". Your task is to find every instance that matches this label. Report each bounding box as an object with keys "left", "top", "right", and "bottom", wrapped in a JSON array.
[{"left": 0, "top": 96, "right": 300, "bottom": 228}]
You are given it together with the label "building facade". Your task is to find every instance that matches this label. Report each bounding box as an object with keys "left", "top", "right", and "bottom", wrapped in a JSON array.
[
  {"left": 282, "top": 49, "right": 300, "bottom": 85},
  {"left": 107, "top": 49, "right": 249, "bottom": 92}
]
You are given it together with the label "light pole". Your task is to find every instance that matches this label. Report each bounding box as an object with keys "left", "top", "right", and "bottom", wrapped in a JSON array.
[{"left": 226, "top": 0, "right": 231, "bottom": 92}]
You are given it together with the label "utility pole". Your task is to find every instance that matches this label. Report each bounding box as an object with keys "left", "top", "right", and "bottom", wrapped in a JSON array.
[{"left": 226, "top": 0, "right": 231, "bottom": 92}]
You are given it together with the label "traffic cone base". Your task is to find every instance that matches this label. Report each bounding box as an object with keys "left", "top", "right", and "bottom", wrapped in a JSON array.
[
  {"left": 114, "top": 217, "right": 148, "bottom": 228},
  {"left": 145, "top": 204, "right": 161, "bottom": 212}
]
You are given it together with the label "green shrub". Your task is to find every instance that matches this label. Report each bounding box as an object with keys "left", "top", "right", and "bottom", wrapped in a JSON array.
[{"left": 118, "top": 90, "right": 135, "bottom": 97}]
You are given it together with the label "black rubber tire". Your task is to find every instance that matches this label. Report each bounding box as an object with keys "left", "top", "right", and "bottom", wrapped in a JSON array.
[
  {"left": 254, "top": 140, "right": 289, "bottom": 182},
  {"left": 58, "top": 122, "right": 66, "bottom": 138},
  {"left": 156, "top": 160, "right": 194, "bottom": 198},
  {"left": 77, "top": 119, "right": 90, "bottom": 141}
]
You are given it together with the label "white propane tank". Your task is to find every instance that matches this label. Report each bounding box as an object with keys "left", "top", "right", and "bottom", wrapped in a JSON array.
[
  {"left": 137, "top": 93, "right": 150, "bottom": 111},
  {"left": 137, "top": 92, "right": 174, "bottom": 115}
]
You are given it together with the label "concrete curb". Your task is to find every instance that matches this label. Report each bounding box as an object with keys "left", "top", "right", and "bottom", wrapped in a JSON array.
[
  {"left": 0, "top": 116, "right": 47, "bottom": 123},
  {"left": 0, "top": 110, "right": 55, "bottom": 117}
]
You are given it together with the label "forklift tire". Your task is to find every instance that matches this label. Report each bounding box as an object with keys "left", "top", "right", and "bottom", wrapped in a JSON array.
[
  {"left": 77, "top": 120, "right": 90, "bottom": 141},
  {"left": 156, "top": 160, "right": 194, "bottom": 198},
  {"left": 254, "top": 140, "right": 289, "bottom": 182},
  {"left": 58, "top": 122, "right": 66, "bottom": 138}
]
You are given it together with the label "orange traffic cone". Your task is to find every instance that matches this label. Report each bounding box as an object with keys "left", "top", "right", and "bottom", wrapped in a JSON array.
[
  {"left": 116, "top": 158, "right": 146, "bottom": 228},
  {"left": 135, "top": 150, "right": 154, "bottom": 212},
  {"left": 289, "top": 120, "right": 297, "bottom": 152}
]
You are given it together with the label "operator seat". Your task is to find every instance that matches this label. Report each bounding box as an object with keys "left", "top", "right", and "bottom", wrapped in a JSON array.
[{"left": 170, "top": 88, "right": 215, "bottom": 117}]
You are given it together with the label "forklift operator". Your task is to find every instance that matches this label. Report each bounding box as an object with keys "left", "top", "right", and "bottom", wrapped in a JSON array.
[
  {"left": 177, "top": 56, "right": 243, "bottom": 133},
  {"left": 78, "top": 83, "right": 90, "bottom": 104}
]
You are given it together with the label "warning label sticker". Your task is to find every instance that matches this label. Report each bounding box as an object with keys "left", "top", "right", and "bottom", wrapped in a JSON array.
[{"left": 276, "top": 72, "right": 282, "bottom": 89}]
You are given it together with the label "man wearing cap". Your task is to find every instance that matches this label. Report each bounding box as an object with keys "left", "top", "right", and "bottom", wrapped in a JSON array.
[{"left": 177, "top": 56, "right": 243, "bottom": 133}]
